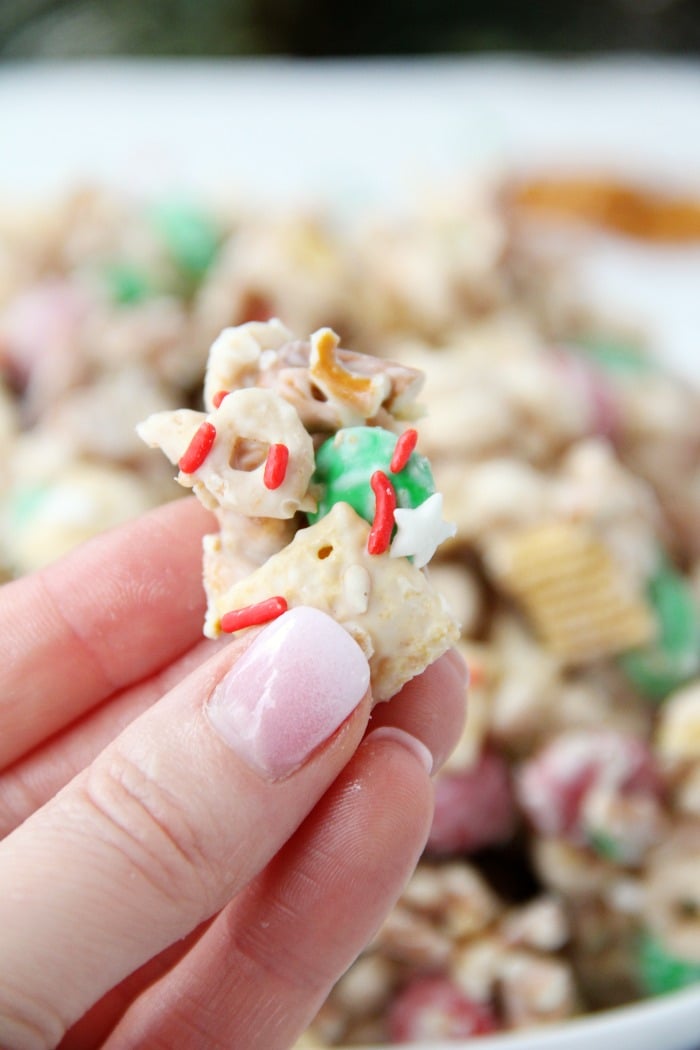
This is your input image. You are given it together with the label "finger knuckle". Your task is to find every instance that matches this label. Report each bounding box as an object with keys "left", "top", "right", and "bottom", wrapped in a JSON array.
[
  {"left": 80, "top": 748, "right": 213, "bottom": 912},
  {"left": 0, "top": 772, "right": 41, "bottom": 839},
  {"left": 227, "top": 865, "right": 335, "bottom": 993},
  {"left": 0, "top": 980, "right": 66, "bottom": 1050}
]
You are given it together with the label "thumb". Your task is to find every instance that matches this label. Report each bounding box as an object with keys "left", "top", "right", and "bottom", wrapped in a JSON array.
[{"left": 0, "top": 607, "right": 371, "bottom": 1049}]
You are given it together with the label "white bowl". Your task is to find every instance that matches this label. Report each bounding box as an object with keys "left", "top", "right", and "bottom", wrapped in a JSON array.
[
  {"left": 362, "top": 982, "right": 700, "bottom": 1050},
  {"left": 3, "top": 56, "right": 700, "bottom": 1050}
]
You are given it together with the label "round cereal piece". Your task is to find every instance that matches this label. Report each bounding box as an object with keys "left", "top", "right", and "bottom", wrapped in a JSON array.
[
  {"left": 202, "top": 318, "right": 294, "bottom": 411},
  {"left": 657, "top": 683, "right": 700, "bottom": 765},
  {"left": 194, "top": 390, "right": 315, "bottom": 518},
  {"left": 644, "top": 825, "right": 700, "bottom": 965},
  {"left": 141, "top": 389, "right": 316, "bottom": 519},
  {"left": 308, "top": 426, "right": 435, "bottom": 524}
]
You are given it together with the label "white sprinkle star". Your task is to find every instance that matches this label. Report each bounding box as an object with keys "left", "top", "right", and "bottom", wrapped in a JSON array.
[{"left": 390, "top": 492, "right": 456, "bottom": 569}]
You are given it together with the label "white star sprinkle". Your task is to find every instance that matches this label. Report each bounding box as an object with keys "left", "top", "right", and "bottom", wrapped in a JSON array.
[{"left": 390, "top": 492, "right": 456, "bottom": 569}]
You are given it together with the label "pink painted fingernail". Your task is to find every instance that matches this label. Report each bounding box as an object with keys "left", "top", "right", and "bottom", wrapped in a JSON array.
[{"left": 206, "top": 607, "right": 370, "bottom": 780}]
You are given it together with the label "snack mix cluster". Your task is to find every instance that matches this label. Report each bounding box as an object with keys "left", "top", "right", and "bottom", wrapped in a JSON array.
[{"left": 2, "top": 185, "right": 700, "bottom": 1045}]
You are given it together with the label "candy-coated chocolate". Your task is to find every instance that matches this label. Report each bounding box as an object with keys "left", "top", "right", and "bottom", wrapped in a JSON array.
[
  {"left": 104, "top": 263, "right": 151, "bottom": 305},
  {"left": 151, "top": 200, "right": 220, "bottom": 279},
  {"left": 638, "top": 931, "right": 700, "bottom": 996},
  {"left": 575, "top": 336, "right": 657, "bottom": 375},
  {"left": 8, "top": 483, "right": 50, "bottom": 529},
  {"left": 308, "top": 426, "right": 435, "bottom": 526},
  {"left": 586, "top": 829, "right": 623, "bottom": 863},
  {"left": 620, "top": 556, "right": 700, "bottom": 700},
  {"left": 388, "top": 975, "right": 499, "bottom": 1041},
  {"left": 426, "top": 750, "right": 516, "bottom": 857}
]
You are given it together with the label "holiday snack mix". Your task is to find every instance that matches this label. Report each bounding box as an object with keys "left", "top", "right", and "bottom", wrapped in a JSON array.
[
  {"left": 2, "top": 183, "right": 700, "bottom": 1044},
  {"left": 137, "top": 319, "right": 460, "bottom": 700}
]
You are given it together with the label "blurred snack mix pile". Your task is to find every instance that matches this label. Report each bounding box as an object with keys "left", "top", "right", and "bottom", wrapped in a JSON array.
[{"left": 2, "top": 181, "right": 700, "bottom": 1044}]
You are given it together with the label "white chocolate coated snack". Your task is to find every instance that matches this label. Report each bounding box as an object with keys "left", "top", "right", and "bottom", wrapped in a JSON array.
[
  {"left": 211, "top": 500, "right": 458, "bottom": 701},
  {"left": 4, "top": 183, "right": 700, "bottom": 1043},
  {"left": 138, "top": 320, "right": 459, "bottom": 700}
]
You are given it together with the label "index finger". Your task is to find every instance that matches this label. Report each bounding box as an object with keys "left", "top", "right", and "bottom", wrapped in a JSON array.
[{"left": 0, "top": 497, "right": 214, "bottom": 769}]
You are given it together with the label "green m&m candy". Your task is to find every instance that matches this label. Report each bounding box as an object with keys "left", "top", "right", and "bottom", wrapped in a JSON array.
[
  {"left": 150, "top": 200, "right": 221, "bottom": 281},
  {"left": 574, "top": 335, "right": 657, "bottom": 376},
  {"left": 307, "top": 426, "right": 435, "bottom": 526},
  {"left": 104, "top": 262, "right": 152, "bottom": 305},
  {"left": 638, "top": 930, "right": 700, "bottom": 997},
  {"left": 620, "top": 555, "right": 700, "bottom": 701}
]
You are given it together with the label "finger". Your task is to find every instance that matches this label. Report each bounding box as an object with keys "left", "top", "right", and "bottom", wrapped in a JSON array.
[
  {"left": 368, "top": 647, "right": 468, "bottom": 773},
  {"left": 0, "top": 497, "right": 214, "bottom": 769},
  {"left": 0, "top": 643, "right": 466, "bottom": 839},
  {"left": 58, "top": 924, "right": 212, "bottom": 1050},
  {"left": 104, "top": 729, "right": 434, "bottom": 1050},
  {"left": 48, "top": 652, "right": 466, "bottom": 1046},
  {"left": 0, "top": 607, "right": 372, "bottom": 1049},
  {"left": 0, "top": 636, "right": 223, "bottom": 838}
]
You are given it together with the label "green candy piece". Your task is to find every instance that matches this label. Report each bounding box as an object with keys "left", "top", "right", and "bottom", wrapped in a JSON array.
[
  {"left": 620, "top": 555, "right": 700, "bottom": 701},
  {"left": 638, "top": 931, "right": 700, "bottom": 996},
  {"left": 308, "top": 427, "right": 435, "bottom": 526},
  {"left": 104, "top": 262, "right": 151, "bottom": 305},
  {"left": 575, "top": 336, "right": 656, "bottom": 376},
  {"left": 151, "top": 201, "right": 221, "bottom": 280},
  {"left": 8, "top": 484, "right": 49, "bottom": 528},
  {"left": 586, "top": 829, "right": 623, "bottom": 864}
]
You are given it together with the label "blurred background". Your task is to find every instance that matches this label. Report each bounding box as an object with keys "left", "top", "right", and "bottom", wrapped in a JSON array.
[{"left": 1, "top": 0, "right": 700, "bottom": 58}]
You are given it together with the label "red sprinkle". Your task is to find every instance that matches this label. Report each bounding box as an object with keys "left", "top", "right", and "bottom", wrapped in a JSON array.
[
  {"left": 467, "top": 662, "right": 486, "bottom": 688},
  {"left": 220, "top": 595, "right": 288, "bottom": 634},
  {"left": 263, "top": 443, "right": 290, "bottom": 490},
  {"left": 212, "top": 389, "right": 229, "bottom": 409},
  {"left": 390, "top": 428, "right": 418, "bottom": 473},
  {"left": 178, "top": 421, "right": 216, "bottom": 474},
  {"left": 368, "top": 470, "right": 397, "bottom": 555}
]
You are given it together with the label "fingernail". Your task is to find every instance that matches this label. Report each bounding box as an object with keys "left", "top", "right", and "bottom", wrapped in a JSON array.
[
  {"left": 206, "top": 607, "right": 370, "bottom": 780},
  {"left": 367, "top": 726, "right": 434, "bottom": 775},
  {"left": 444, "top": 646, "right": 469, "bottom": 686}
]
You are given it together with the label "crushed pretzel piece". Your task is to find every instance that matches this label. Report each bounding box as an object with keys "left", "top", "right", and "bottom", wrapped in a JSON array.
[{"left": 309, "top": 326, "right": 390, "bottom": 419}]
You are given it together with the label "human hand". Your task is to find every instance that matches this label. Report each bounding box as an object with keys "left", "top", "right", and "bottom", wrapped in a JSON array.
[{"left": 0, "top": 498, "right": 467, "bottom": 1050}]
